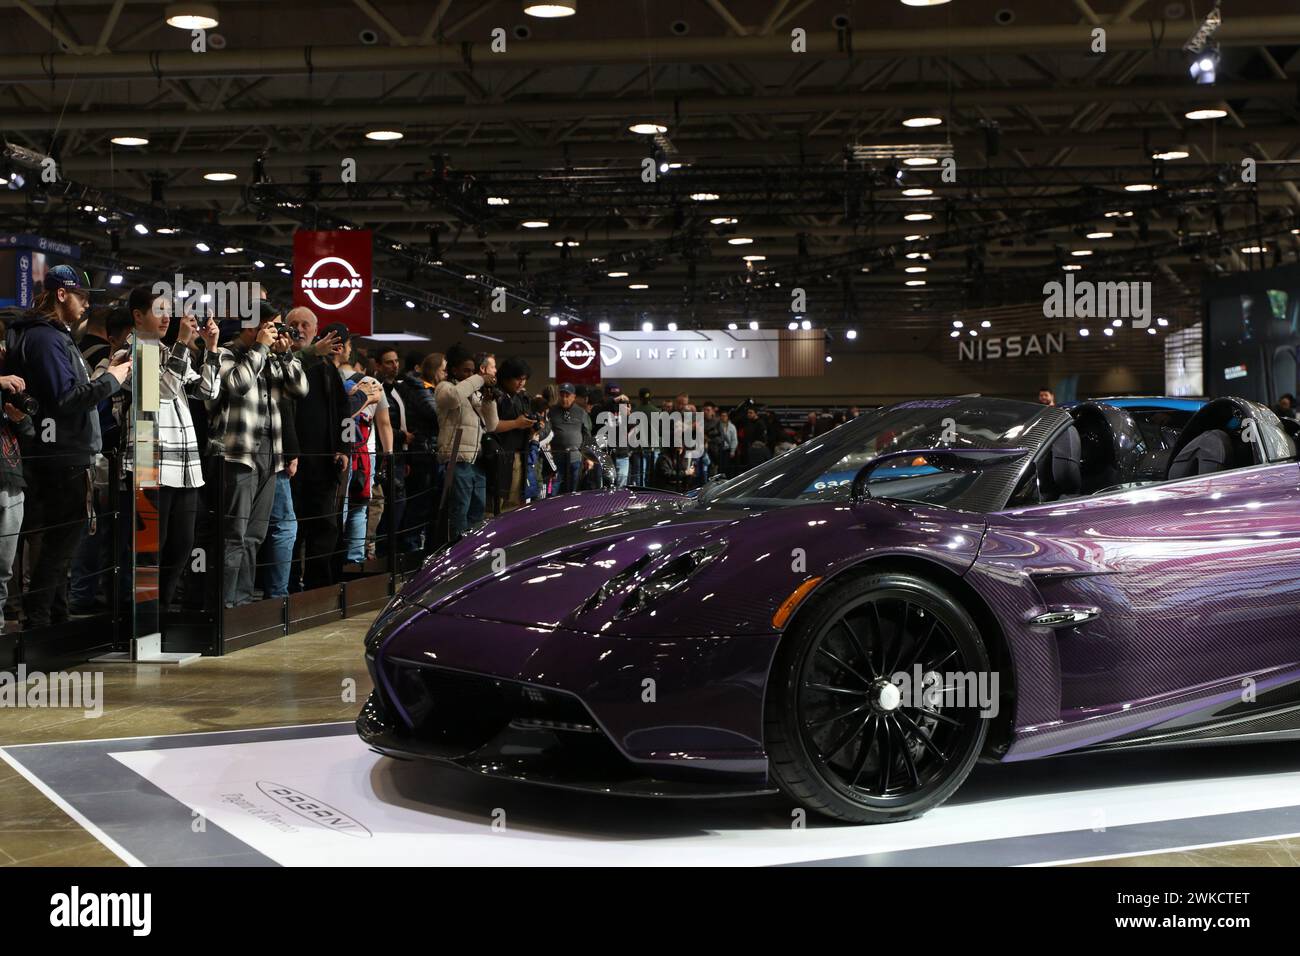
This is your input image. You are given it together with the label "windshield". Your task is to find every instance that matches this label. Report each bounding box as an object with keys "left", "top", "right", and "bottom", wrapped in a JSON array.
[{"left": 706, "top": 398, "right": 1051, "bottom": 510}]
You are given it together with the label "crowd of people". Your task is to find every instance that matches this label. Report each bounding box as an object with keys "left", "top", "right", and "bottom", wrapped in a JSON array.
[{"left": 0, "top": 266, "right": 853, "bottom": 633}]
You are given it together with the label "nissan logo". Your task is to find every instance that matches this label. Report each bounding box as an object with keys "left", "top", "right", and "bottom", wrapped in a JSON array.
[
  {"left": 256, "top": 781, "right": 372, "bottom": 838},
  {"left": 559, "top": 334, "right": 597, "bottom": 370},
  {"left": 300, "top": 255, "right": 364, "bottom": 312}
]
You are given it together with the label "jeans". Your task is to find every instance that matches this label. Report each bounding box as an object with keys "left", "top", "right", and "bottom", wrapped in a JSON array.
[
  {"left": 629, "top": 449, "right": 655, "bottom": 487},
  {"left": 0, "top": 487, "right": 22, "bottom": 611},
  {"left": 222, "top": 450, "right": 276, "bottom": 607},
  {"left": 446, "top": 458, "right": 485, "bottom": 538},
  {"left": 341, "top": 479, "right": 369, "bottom": 564},
  {"left": 262, "top": 472, "right": 297, "bottom": 597},
  {"left": 157, "top": 485, "right": 200, "bottom": 608},
  {"left": 558, "top": 455, "right": 582, "bottom": 494}
]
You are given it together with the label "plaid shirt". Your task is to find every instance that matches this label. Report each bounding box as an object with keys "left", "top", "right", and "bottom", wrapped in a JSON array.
[
  {"left": 159, "top": 343, "right": 220, "bottom": 488},
  {"left": 206, "top": 341, "right": 308, "bottom": 471}
]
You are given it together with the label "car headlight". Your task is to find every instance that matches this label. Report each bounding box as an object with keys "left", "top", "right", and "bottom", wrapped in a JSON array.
[{"left": 614, "top": 540, "right": 726, "bottom": 619}]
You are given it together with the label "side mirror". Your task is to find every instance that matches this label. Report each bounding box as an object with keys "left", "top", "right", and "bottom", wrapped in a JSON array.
[{"left": 851, "top": 447, "right": 1029, "bottom": 501}]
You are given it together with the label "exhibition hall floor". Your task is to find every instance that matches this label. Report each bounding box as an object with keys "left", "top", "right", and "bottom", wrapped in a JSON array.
[{"left": 3, "top": 617, "right": 1300, "bottom": 867}]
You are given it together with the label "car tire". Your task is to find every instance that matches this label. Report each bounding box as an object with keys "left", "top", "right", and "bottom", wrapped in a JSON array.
[{"left": 765, "top": 571, "right": 992, "bottom": 824}]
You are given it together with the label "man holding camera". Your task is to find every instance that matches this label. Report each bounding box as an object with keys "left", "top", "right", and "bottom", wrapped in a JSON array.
[
  {"left": 3, "top": 265, "right": 131, "bottom": 629},
  {"left": 208, "top": 301, "right": 307, "bottom": 607},
  {"left": 435, "top": 343, "right": 499, "bottom": 541}
]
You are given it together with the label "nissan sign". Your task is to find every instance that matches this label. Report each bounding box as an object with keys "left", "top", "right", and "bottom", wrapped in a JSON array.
[{"left": 293, "top": 230, "right": 373, "bottom": 336}]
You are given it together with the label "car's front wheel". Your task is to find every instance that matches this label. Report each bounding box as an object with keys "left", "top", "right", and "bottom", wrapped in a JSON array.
[{"left": 765, "top": 572, "right": 993, "bottom": 824}]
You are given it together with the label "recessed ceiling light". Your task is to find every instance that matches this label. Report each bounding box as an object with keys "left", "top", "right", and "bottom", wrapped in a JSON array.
[
  {"left": 641, "top": 321, "right": 654, "bottom": 331},
  {"left": 690, "top": 192, "right": 720, "bottom": 202},
  {"left": 901, "top": 0, "right": 951, "bottom": 5},
  {"left": 111, "top": 135, "right": 149, "bottom": 147},
  {"left": 133, "top": 223, "right": 150, "bottom": 235},
  {"left": 742, "top": 254, "right": 766, "bottom": 261},
  {"left": 525, "top": 1, "right": 577, "bottom": 17},
  {"left": 1124, "top": 183, "right": 1157, "bottom": 192},
  {"left": 1112, "top": 319, "right": 1123, "bottom": 327},
  {"left": 1063, "top": 264, "right": 1083, "bottom": 270},
  {"left": 1185, "top": 106, "right": 1227, "bottom": 120},
  {"left": 904, "top": 212, "right": 933, "bottom": 222},
  {"left": 902, "top": 116, "right": 943, "bottom": 128},
  {"left": 710, "top": 217, "right": 738, "bottom": 225},
  {"left": 607, "top": 271, "right": 629, "bottom": 278},
  {"left": 194, "top": 242, "right": 210, "bottom": 252},
  {"left": 522, "top": 219, "right": 549, "bottom": 228},
  {"left": 486, "top": 196, "right": 510, "bottom": 206},
  {"left": 748, "top": 320, "right": 759, "bottom": 330},
  {"left": 1241, "top": 245, "right": 1268, "bottom": 254},
  {"left": 800, "top": 319, "right": 812, "bottom": 330},
  {"left": 846, "top": 329, "right": 858, "bottom": 339},
  {"left": 905, "top": 265, "right": 927, "bottom": 273},
  {"left": 1086, "top": 231, "right": 1114, "bottom": 239},
  {"left": 109, "top": 274, "right": 124, "bottom": 285},
  {"left": 1157, "top": 317, "right": 1169, "bottom": 327},
  {"left": 905, "top": 234, "right": 924, "bottom": 242},
  {"left": 980, "top": 320, "right": 991, "bottom": 328},
  {"left": 667, "top": 321, "right": 678, "bottom": 331},
  {"left": 203, "top": 172, "right": 236, "bottom": 181},
  {"left": 787, "top": 321, "right": 798, "bottom": 330},
  {"left": 727, "top": 322, "right": 738, "bottom": 330},
  {"left": 164, "top": 3, "right": 219, "bottom": 30},
  {"left": 629, "top": 122, "right": 667, "bottom": 135},
  {"left": 953, "top": 320, "right": 964, "bottom": 328},
  {"left": 1104, "top": 328, "right": 1114, "bottom": 337},
  {"left": 950, "top": 330, "right": 960, "bottom": 338},
  {"left": 905, "top": 279, "right": 927, "bottom": 286},
  {"left": 629, "top": 283, "right": 649, "bottom": 289},
  {"left": 599, "top": 321, "right": 611, "bottom": 332},
  {"left": 968, "top": 329, "right": 977, "bottom": 336},
  {"left": 901, "top": 187, "right": 933, "bottom": 197},
  {"left": 553, "top": 240, "right": 580, "bottom": 247},
  {"left": 365, "top": 130, "right": 404, "bottom": 141},
  {"left": 1105, "top": 210, "right": 1134, "bottom": 218},
  {"left": 155, "top": 226, "right": 178, "bottom": 235},
  {"left": 903, "top": 157, "right": 938, "bottom": 166},
  {"left": 1079, "top": 328, "right": 1090, "bottom": 336},
  {"left": 1071, "top": 249, "right": 1093, "bottom": 256},
  {"left": 1152, "top": 148, "right": 1190, "bottom": 161},
  {"left": 1147, "top": 327, "right": 1158, "bottom": 335},
  {"left": 905, "top": 252, "right": 923, "bottom": 259},
  {"left": 727, "top": 237, "right": 754, "bottom": 245}
]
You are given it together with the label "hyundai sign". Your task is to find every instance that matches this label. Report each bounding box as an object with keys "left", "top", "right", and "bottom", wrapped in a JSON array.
[{"left": 292, "top": 229, "right": 373, "bottom": 336}]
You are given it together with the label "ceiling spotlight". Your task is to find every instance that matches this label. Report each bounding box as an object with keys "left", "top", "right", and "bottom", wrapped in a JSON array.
[
  {"left": 486, "top": 196, "right": 510, "bottom": 206},
  {"left": 254, "top": 260, "right": 265, "bottom": 268},
  {"left": 690, "top": 192, "right": 720, "bottom": 202},
  {"left": 133, "top": 223, "right": 149, "bottom": 235},
  {"left": 1241, "top": 245, "right": 1268, "bottom": 254},
  {"left": 905, "top": 266, "right": 927, "bottom": 273},
  {"left": 727, "top": 237, "right": 754, "bottom": 245},
  {"left": 1112, "top": 319, "right": 1123, "bottom": 327},
  {"left": 787, "top": 321, "right": 798, "bottom": 330},
  {"left": 904, "top": 213, "right": 933, "bottom": 222},
  {"left": 164, "top": 3, "right": 219, "bottom": 30},
  {"left": 553, "top": 240, "right": 580, "bottom": 247},
  {"left": 1157, "top": 317, "right": 1170, "bottom": 327},
  {"left": 156, "top": 227, "right": 179, "bottom": 235},
  {"left": 952, "top": 320, "right": 964, "bottom": 328},
  {"left": 905, "top": 279, "right": 927, "bottom": 286},
  {"left": 903, "top": 157, "right": 938, "bottom": 166},
  {"left": 800, "top": 319, "right": 812, "bottom": 331},
  {"left": 109, "top": 274, "right": 124, "bottom": 286},
  {"left": 522, "top": 219, "right": 549, "bottom": 228},
  {"left": 1185, "top": 106, "right": 1227, "bottom": 120},
  {"left": 905, "top": 252, "right": 923, "bottom": 260},
  {"left": 203, "top": 172, "right": 237, "bottom": 181},
  {"left": 846, "top": 329, "right": 857, "bottom": 339},
  {"left": 825, "top": 355, "right": 833, "bottom": 363},
  {"left": 1071, "top": 249, "right": 1094, "bottom": 256},
  {"left": 950, "top": 330, "right": 960, "bottom": 338},
  {"left": 629, "top": 283, "right": 649, "bottom": 290},
  {"left": 905, "top": 234, "right": 924, "bottom": 242},
  {"left": 1152, "top": 147, "right": 1190, "bottom": 161},
  {"left": 641, "top": 321, "right": 654, "bottom": 332},
  {"left": 901, "top": 187, "right": 933, "bottom": 197},
  {"left": 666, "top": 321, "right": 678, "bottom": 332},
  {"left": 1086, "top": 231, "right": 1114, "bottom": 239},
  {"left": 980, "top": 320, "right": 991, "bottom": 328},
  {"left": 1124, "top": 183, "right": 1157, "bottom": 192},
  {"left": 1104, "top": 328, "right": 1114, "bottom": 337},
  {"left": 1079, "top": 328, "right": 1090, "bottom": 336},
  {"left": 748, "top": 320, "right": 759, "bottom": 330},
  {"left": 365, "top": 130, "right": 404, "bottom": 141},
  {"left": 1105, "top": 210, "right": 1135, "bottom": 218},
  {"left": 629, "top": 122, "right": 667, "bottom": 135},
  {"left": 222, "top": 246, "right": 242, "bottom": 254},
  {"left": 1147, "top": 327, "right": 1158, "bottom": 335},
  {"left": 727, "top": 322, "right": 738, "bottom": 330},
  {"left": 742, "top": 254, "right": 766, "bottom": 262},
  {"left": 968, "top": 329, "right": 977, "bottom": 336},
  {"left": 1063, "top": 264, "right": 1083, "bottom": 271},
  {"left": 710, "top": 217, "right": 739, "bottom": 225},
  {"left": 599, "top": 321, "right": 611, "bottom": 333},
  {"left": 548, "top": 315, "right": 561, "bottom": 327},
  {"left": 111, "top": 135, "right": 149, "bottom": 147},
  {"left": 194, "top": 241, "right": 210, "bottom": 252},
  {"left": 607, "top": 271, "right": 629, "bottom": 278},
  {"left": 901, "top": 0, "right": 952, "bottom": 5},
  {"left": 902, "top": 116, "right": 943, "bottom": 128},
  {"left": 1189, "top": 49, "right": 1218, "bottom": 85}
]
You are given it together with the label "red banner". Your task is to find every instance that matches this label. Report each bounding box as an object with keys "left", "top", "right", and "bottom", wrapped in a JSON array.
[
  {"left": 292, "top": 229, "right": 373, "bottom": 336},
  {"left": 554, "top": 321, "right": 602, "bottom": 386}
]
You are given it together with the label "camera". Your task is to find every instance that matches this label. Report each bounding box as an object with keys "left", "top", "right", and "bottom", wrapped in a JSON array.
[
  {"left": 275, "top": 323, "right": 301, "bottom": 341},
  {"left": 5, "top": 390, "right": 39, "bottom": 418}
]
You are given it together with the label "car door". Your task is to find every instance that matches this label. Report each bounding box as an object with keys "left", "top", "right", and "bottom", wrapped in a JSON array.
[{"left": 972, "top": 460, "right": 1300, "bottom": 757}]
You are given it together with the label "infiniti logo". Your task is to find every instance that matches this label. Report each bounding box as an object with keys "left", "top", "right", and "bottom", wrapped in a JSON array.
[{"left": 256, "top": 781, "right": 372, "bottom": 838}]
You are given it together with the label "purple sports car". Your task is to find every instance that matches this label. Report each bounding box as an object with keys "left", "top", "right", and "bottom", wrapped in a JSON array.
[{"left": 359, "top": 396, "right": 1300, "bottom": 823}]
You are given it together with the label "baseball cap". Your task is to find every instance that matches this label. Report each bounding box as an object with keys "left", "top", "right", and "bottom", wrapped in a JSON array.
[
  {"left": 258, "top": 299, "right": 284, "bottom": 323},
  {"left": 43, "top": 264, "right": 104, "bottom": 295},
  {"left": 558, "top": 382, "right": 576, "bottom": 394},
  {"left": 605, "top": 382, "right": 622, "bottom": 396},
  {"left": 320, "top": 321, "right": 351, "bottom": 344},
  {"left": 638, "top": 387, "right": 652, "bottom": 400}
]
